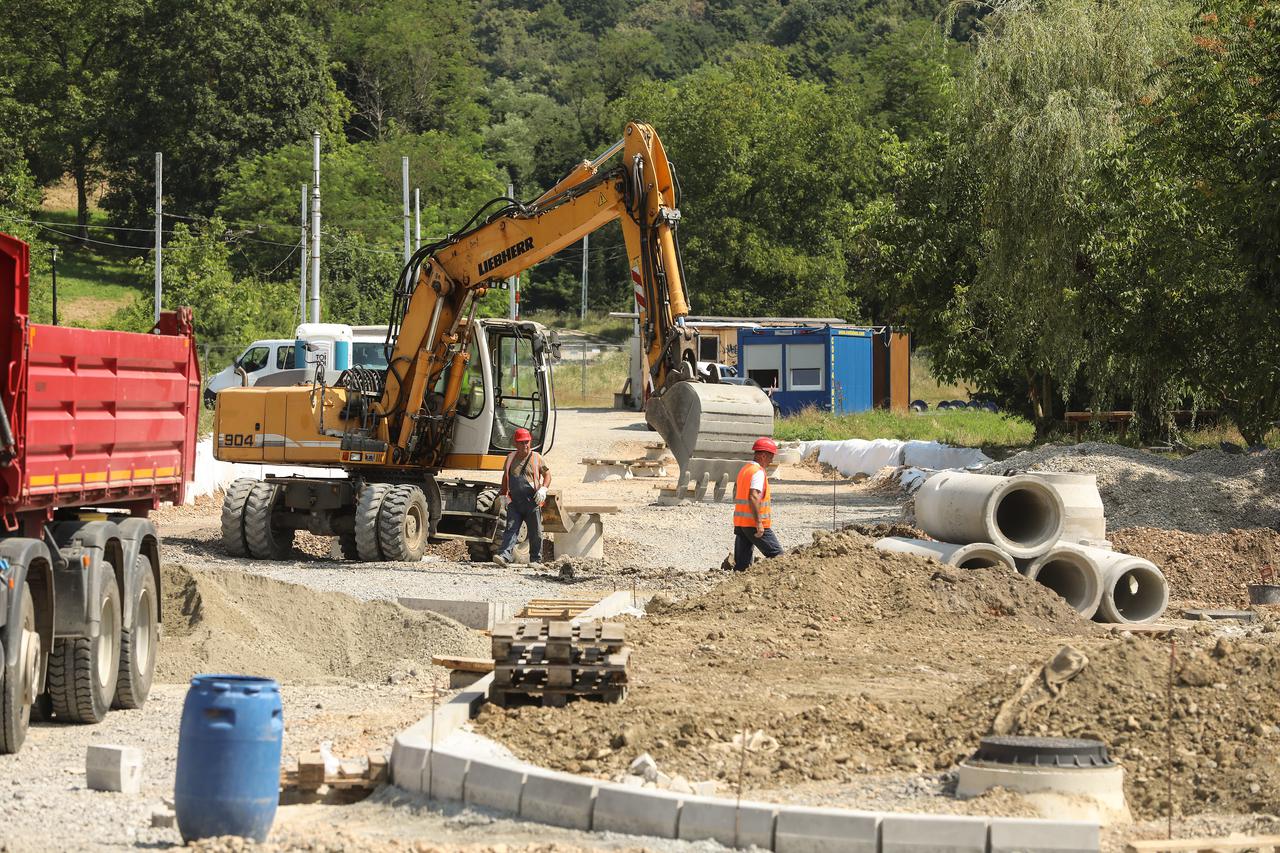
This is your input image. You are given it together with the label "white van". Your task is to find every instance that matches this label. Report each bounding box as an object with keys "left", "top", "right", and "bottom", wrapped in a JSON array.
[{"left": 204, "top": 325, "right": 391, "bottom": 407}]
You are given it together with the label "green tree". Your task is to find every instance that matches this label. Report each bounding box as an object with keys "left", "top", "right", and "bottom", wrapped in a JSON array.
[
  {"left": 0, "top": 0, "right": 132, "bottom": 237},
  {"left": 101, "top": 0, "right": 342, "bottom": 224}
]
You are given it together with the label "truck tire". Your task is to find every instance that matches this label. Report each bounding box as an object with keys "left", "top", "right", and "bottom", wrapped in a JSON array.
[
  {"left": 355, "top": 484, "right": 390, "bottom": 562},
  {"left": 378, "top": 485, "right": 429, "bottom": 562},
  {"left": 220, "top": 478, "right": 256, "bottom": 556},
  {"left": 48, "top": 571, "right": 121, "bottom": 724},
  {"left": 113, "top": 555, "right": 157, "bottom": 710},
  {"left": 243, "top": 482, "right": 293, "bottom": 560},
  {"left": 0, "top": 586, "right": 36, "bottom": 753}
]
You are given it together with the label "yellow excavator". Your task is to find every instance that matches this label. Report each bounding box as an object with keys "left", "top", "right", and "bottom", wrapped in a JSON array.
[{"left": 214, "top": 122, "right": 774, "bottom": 562}]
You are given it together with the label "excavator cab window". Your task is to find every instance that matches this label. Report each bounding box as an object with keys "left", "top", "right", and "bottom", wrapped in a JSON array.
[{"left": 489, "top": 330, "right": 547, "bottom": 451}]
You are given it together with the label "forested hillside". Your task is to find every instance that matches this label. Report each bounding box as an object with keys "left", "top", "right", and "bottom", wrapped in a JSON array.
[{"left": 0, "top": 0, "right": 1276, "bottom": 437}]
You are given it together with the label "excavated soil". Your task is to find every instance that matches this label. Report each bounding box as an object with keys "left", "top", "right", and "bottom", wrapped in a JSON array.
[
  {"left": 1111, "top": 527, "right": 1280, "bottom": 606},
  {"left": 478, "top": 529, "right": 1097, "bottom": 793},
  {"left": 983, "top": 443, "right": 1279, "bottom": 533},
  {"left": 158, "top": 564, "right": 488, "bottom": 683},
  {"left": 479, "top": 528, "right": 1280, "bottom": 819}
]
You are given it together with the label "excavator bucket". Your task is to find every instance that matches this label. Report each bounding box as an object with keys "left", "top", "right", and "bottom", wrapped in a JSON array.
[{"left": 645, "top": 381, "right": 775, "bottom": 501}]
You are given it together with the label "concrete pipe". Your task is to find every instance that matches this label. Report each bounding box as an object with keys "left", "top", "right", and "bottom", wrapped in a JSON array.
[
  {"left": 915, "top": 472, "right": 1065, "bottom": 559},
  {"left": 1025, "top": 472, "right": 1106, "bottom": 544},
  {"left": 874, "top": 537, "right": 1017, "bottom": 572},
  {"left": 1024, "top": 544, "right": 1104, "bottom": 619},
  {"left": 1076, "top": 546, "right": 1169, "bottom": 624}
]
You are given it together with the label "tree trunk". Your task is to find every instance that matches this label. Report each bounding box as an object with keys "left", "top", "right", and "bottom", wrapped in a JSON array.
[{"left": 73, "top": 160, "right": 89, "bottom": 241}]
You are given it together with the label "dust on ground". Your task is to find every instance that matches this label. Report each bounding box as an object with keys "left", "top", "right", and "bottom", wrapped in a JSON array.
[
  {"left": 160, "top": 564, "right": 489, "bottom": 684},
  {"left": 982, "top": 443, "right": 1279, "bottom": 533},
  {"left": 477, "top": 527, "right": 1280, "bottom": 821},
  {"left": 1111, "top": 527, "right": 1280, "bottom": 607}
]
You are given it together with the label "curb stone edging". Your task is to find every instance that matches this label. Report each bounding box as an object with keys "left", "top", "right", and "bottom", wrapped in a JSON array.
[{"left": 388, "top": 671, "right": 1101, "bottom": 852}]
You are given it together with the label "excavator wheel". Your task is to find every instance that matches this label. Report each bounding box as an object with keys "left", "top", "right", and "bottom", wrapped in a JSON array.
[
  {"left": 377, "top": 485, "right": 429, "bottom": 562},
  {"left": 465, "top": 489, "right": 530, "bottom": 564},
  {"left": 338, "top": 532, "right": 360, "bottom": 561},
  {"left": 243, "top": 483, "right": 294, "bottom": 560},
  {"left": 354, "top": 484, "right": 390, "bottom": 562},
  {"left": 220, "top": 478, "right": 256, "bottom": 556}
]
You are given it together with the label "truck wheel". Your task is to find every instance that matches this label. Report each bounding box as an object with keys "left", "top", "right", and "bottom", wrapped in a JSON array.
[
  {"left": 220, "top": 478, "right": 256, "bottom": 556},
  {"left": 48, "top": 571, "right": 121, "bottom": 724},
  {"left": 113, "top": 555, "right": 157, "bottom": 710},
  {"left": 378, "top": 485, "right": 429, "bottom": 562},
  {"left": 355, "top": 484, "right": 390, "bottom": 562},
  {"left": 243, "top": 482, "right": 293, "bottom": 560},
  {"left": 0, "top": 586, "right": 37, "bottom": 753}
]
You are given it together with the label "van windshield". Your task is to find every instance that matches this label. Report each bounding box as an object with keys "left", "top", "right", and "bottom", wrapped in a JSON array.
[{"left": 352, "top": 342, "right": 389, "bottom": 370}]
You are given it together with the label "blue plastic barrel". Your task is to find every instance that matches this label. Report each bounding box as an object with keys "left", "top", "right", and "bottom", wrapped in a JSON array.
[{"left": 174, "top": 675, "right": 284, "bottom": 843}]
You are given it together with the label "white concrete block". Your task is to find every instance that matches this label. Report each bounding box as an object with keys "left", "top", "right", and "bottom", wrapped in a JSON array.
[
  {"left": 86, "top": 744, "right": 143, "bottom": 794},
  {"left": 389, "top": 734, "right": 430, "bottom": 789},
  {"left": 464, "top": 759, "right": 526, "bottom": 814},
  {"left": 592, "top": 784, "right": 681, "bottom": 837},
  {"left": 398, "top": 597, "right": 514, "bottom": 631},
  {"left": 775, "top": 806, "right": 879, "bottom": 853},
  {"left": 989, "top": 817, "right": 1100, "bottom": 853},
  {"left": 881, "top": 813, "right": 988, "bottom": 853},
  {"left": 520, "top": 767, "right": 598, "bottom": 830},
  {"left": 424, "top": 749, "right": 469, "bottom": 802},
  {"left": 677, "top": 795, "right": 776, "bottom": 849}
]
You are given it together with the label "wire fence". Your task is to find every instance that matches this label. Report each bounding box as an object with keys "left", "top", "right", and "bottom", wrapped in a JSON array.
[{"left": 551, "top": 340, "right": 628, "bottom": 408}]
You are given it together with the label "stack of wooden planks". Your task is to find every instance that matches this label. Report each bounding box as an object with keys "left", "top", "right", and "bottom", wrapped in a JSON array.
[
  {"left": 281, "top": 751, "right": 387, "bottom": 793},
  {"left": 515, "top": 596, "right": 601, "bottom": 620},
  {"left": 490, "top": 620, "right": 630, "bottom": 708}
]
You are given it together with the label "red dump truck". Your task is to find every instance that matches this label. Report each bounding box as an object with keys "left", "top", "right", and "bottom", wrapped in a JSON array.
[{"left": 0, "top": 232, "right": 200, "bottom": 753}]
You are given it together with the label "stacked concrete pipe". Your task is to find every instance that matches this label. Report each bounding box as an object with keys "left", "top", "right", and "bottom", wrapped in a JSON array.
[
  {"left": 873, "top": 537, "right": 1017, "bottom": 572},
  {"left": 894, "top": 470, "right": 1169, "bottom": 624}
]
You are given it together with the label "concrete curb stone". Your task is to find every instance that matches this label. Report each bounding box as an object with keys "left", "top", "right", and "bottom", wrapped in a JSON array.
[
  {"left": 464, "top": 758, "right": 526, "bottom": 814},
  {"left": 881, "top": 812, "right": 989, "bottom": 853},
  {"left": 774, "top": 805, "right": 880, "bottom": 853},
  {"left": 592, "top": 784, "right": 682, "bottom": 837},
  {"left": 989, "top": 817, "right": 1101, "bottom": 853},
  {"left": 677, "top": 795, "right": 777, "bottom": 849},
  {"left": 519, "top": 767, "right": 598, "bottom": 830}
]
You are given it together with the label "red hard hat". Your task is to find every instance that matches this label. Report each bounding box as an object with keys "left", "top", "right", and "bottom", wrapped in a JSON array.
[
  {"left": 753, "top": 437, "right": 778, "bottom": 454},
  {"left": 513, "top": 428, "right": 532, "bottom": 442}
]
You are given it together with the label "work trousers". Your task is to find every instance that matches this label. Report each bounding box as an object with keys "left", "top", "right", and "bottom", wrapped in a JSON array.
[
  {"left": 498, "top": 500, "right": 543, "bottom": 563},
  {"left": 733, "top": 525, "right": 783, "bottom": 571}
]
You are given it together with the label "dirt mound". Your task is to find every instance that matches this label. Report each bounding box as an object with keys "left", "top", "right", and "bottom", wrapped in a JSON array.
[
  {"left": 982, "top": 443, "right": 1279, "bottom": 533},
  {"left": 1111, "top": 527, "right": 1280, "bottom": 606},
  {"left": 159, "top": 564, "right": 488, "bottom": 684},
  {"left": 928, "top": 633, "right": 1280, "bottom": 818},
  {"left": 668, "top": 528, "right": 1091, "bottom": 633}
]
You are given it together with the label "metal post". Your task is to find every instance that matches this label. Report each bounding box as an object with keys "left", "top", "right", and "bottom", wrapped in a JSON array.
[
  {"left": 414, "top": 188, "right": 421, "bottom": 251},
  {"left": 154, "top": 152, "right": 162, "bottom": 323},
  {"left": 299, "top": 183, "right": 308, "bottom": 324},
  {"left": 580, "top": 234, "right": 589, "bottom": 321},
  {"left": 310, "top": 132, "right": 321, "bottom": 324},
  {"left": 401, "top": 156, "right": 411, "bottom": 263},
  {"left": 581, "top": 341, "right": 587, "bottom": 403},
  {"left": 507, "top": 182, "right": 518, "bottom": 319},
  {"left": 50, "top": 247, "right": 58, "bottom": 326}
]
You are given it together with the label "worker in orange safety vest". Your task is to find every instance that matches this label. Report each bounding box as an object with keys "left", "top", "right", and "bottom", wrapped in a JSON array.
[{"left": 730, "top": 436, "right": 783, "bottom": 571}]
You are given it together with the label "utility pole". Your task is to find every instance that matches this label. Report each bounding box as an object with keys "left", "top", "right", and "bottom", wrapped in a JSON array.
[
  {"left": 402, "top": 156, "right": 411, "bottom": 263},
  {"left": 299, "top": 183, "right": 309, "bottom": 324},
  {"left": 414, "top": 188, "right": 421, "bottom": 252},
  {"left": 310, "top": 132, "right": 321, "bottom": 324},
  {"left": 50, "top": 246, "right": 58, "bottom": 326},
  {"left": 154, "top": 152, "right": 163, "bottom": 323},
  {"left": 580, "top": 234, "right": 589, "bottom": 321}
]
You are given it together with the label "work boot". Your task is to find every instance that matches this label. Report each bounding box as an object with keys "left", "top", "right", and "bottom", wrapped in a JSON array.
[{"left": 493, "top": 554, "right": 509, "bottom": 567}]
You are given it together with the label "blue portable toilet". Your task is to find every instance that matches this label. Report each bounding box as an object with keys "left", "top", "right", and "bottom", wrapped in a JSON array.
[{"left": 736, "top": 326, "right": 878, "bottom": 416}]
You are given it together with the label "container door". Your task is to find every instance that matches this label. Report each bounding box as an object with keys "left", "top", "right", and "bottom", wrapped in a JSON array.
[{"left": 832, "top": 334, "right": 873, "bottom": 413}]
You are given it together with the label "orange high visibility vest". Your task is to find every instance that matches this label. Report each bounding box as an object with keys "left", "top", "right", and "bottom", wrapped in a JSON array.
[{"left": 733, "top": 462, "right": 771, "bottom": 529}]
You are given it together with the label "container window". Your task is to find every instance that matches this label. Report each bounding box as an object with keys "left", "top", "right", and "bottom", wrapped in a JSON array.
[
  {"left": 787, "top": 343, "right": 824, "bottom": 391},
  {"left": 698, "top": 334, "right": 720, "bottom": 362},
  {"left": 743, "top": 343, "right": 781, "bottom": 390}
]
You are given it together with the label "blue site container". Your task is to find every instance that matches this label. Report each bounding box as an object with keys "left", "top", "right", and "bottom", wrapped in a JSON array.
[
  {"left": 174, "top": 675, "right": 284, "bottom": 843},
  {"left": 736, "top": 326, "right": 876, "bottom": 416}
]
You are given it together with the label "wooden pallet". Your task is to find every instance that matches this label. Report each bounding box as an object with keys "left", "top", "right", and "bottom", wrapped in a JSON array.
[
  {"left": 281, "top": 751, "right": 387, "bottom": 793},
  {"left": 492, "top": 620, "right": 626, "bottom": 662},
  {"left": 516, "top": 597, "right": 600, "bottom": 620}
]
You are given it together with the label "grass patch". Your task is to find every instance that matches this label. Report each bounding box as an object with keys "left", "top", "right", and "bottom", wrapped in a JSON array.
[
  {"left": 910, "top": 353, "right": 973, "bottom": 406},
  {"left": 22, "top": 208, "right": 149, "bottom": 326},
  {"left": 775, "top": 406, "right": 1034, "bottom": 448},
  {"left": 552, "top": 348, "right": 629, "bottom": 407},
  {"left": 529, "top": 310, "right": 633, "bottom": 343}
]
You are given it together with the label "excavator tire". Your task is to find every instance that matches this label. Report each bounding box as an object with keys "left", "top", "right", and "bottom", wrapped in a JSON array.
[
  {"left": 465, "top": 488, "right": 501, "bottom": 563},
  {"left": 338, "top": 532, "right": 360, "bottom": 560},
  {"left": 355, "top": 484, "right": 390, "bottom": 562},
  {"left": 220, "top": 478, "right": 256, "bottom": 556},
  {"left": 377, "top": 485, "right": 429, "bottom": 562},
  {"left": 243, "top": 483, "right": 293, "bottom": 560}
]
